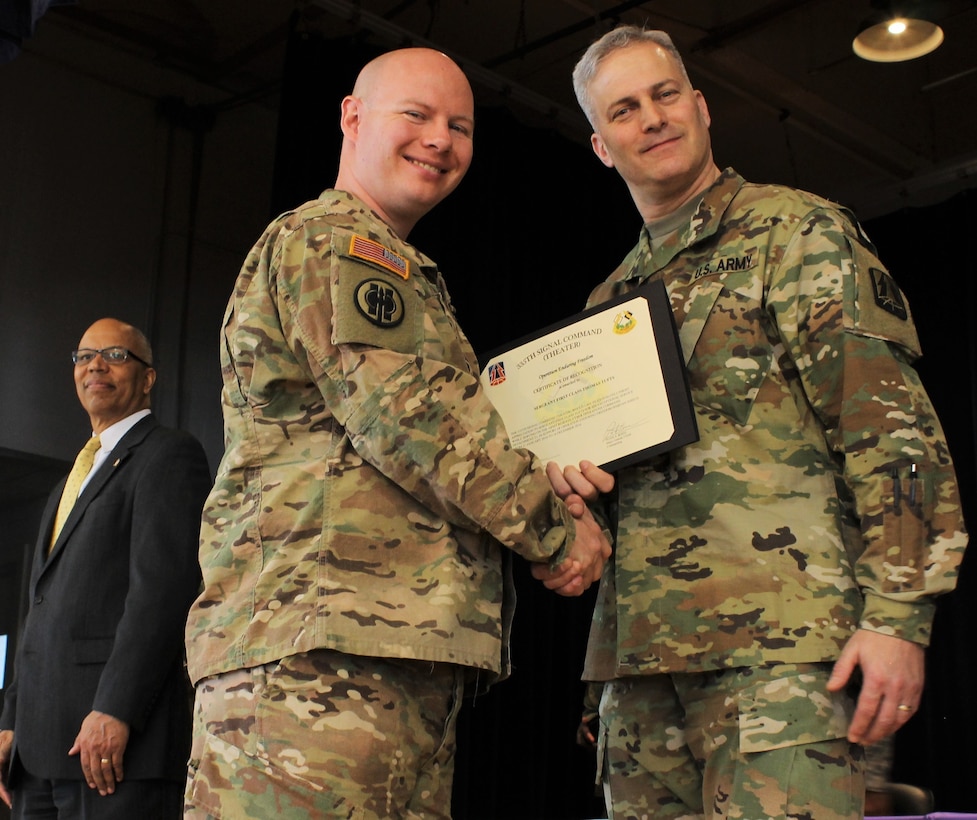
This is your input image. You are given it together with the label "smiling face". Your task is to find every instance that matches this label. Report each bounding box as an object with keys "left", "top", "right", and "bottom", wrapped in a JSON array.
[
  {"left": 335, "top": 48, "right": 475, "bottom": 238},
  {"left": 73, "top": 318, "right": 156, "bottom": 434},
  {"left": 587, "top": 41, "right": 719, "bottom": 220}
]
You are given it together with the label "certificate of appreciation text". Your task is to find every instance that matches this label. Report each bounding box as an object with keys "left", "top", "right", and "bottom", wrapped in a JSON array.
[{"left": 479, "top": 280, "right": 697, "bottom": 471}]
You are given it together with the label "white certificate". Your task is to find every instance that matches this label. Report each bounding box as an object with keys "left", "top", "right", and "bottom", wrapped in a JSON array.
[{"left": 480, "top": 280, "right": 698, "bottom": 471}]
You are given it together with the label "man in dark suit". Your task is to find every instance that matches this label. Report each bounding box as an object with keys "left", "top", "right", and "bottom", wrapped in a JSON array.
[{"left": 0, "top": 317, "right": 210, "bottom": 818}]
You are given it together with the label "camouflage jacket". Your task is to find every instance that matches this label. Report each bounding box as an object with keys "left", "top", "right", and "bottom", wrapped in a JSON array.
[
  {"left": 186, "top": 190, "right": 574, "bottom": 685},
  {"left": 583, "top": 169, "right": 967, "bottom": 680}
]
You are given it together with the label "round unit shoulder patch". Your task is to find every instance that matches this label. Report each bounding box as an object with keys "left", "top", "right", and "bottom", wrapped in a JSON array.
[{"left": 353, "top": 278, "right": 406, "bottom": 328}]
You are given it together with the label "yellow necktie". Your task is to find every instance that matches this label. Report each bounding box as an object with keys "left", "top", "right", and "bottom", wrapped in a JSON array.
[{"left": 50, "top": 435, "right": 102, "bottom": 549}]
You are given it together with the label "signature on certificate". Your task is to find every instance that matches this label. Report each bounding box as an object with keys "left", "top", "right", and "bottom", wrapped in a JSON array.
[{"left": 603, "top": 420, "right": 641, "bottom": 446}]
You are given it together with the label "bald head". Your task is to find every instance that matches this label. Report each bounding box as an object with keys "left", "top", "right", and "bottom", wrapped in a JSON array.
[
  {"left": 351, "top": 48, "right": 415, "bottom": 100},
  {"left": 351, "top": 48, "right": 469, "bottom": 103},
  {"left": 335, "top": 48, "right": 475, "bottom": 237}
]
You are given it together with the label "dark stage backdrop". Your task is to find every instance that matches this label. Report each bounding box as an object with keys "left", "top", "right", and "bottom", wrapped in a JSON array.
[
  {"left": 863, "top": 192, "right": 977, "bottom": 808},
  {"left": 273, "top": 28, "right": 977, "bottom": 818}
]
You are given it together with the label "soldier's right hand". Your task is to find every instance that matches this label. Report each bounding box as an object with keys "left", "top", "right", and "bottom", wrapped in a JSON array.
[{"left": 532, "top": 497, "right": 610, "bottom": 596}]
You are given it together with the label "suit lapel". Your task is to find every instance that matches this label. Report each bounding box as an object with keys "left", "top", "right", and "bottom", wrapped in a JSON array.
[
  {"left": 42, "top": 415, "right": 158, "bottom": 566},
  {"left": 33, "top": 480, "right": 64, "bottom": 579}
]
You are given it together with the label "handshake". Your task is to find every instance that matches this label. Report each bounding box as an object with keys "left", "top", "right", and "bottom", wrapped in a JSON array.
[{"left": 533, "top": 461, "right": 614, "bottom": 597}]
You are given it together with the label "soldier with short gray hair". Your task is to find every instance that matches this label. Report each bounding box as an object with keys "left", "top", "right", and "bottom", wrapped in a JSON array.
[{"left": 541, "top": 24, "right": 968, "bottom": 820}]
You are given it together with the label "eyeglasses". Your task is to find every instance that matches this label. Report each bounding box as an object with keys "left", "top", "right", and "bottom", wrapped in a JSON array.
[{"left": 71, "top": 347, "right": 152, "bottom": 367}]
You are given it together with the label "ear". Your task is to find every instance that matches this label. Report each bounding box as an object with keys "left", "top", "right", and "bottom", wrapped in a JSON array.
[
  {"left": 142, "top": 366, "right": 157, "bottom": 395},
  {"left": 591, "top": 132, "right": 615, "bottom": 169},
  {"left": 339, "top": 95, "right": 362, "bottom": 139},
  {"left": 694, "top": 89, "right": 711, "bottom": 129}
]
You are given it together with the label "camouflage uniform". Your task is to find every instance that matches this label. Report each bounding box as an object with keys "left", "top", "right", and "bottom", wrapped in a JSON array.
[
  {"left": 583, "top": 169, "right": 967, "bottom": 819},
  {"left": 184, "top": 190, "right": 575, "bottom": 818},
  {"left": 187, "top": 649, "right": 463, "bottom": 819}
]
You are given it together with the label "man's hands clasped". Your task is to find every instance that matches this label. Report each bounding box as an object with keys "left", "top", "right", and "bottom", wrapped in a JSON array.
[{"left": 534, "top": 461, "right": 615, "bottom": 596}]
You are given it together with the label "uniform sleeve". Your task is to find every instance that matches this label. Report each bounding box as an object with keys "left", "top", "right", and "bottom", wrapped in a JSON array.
[
  {"left": 269, "top": 218, "right": 574, "bottom": 563},
  {"left": 766, "top": 206, "right": 967, "bottom": 645}
]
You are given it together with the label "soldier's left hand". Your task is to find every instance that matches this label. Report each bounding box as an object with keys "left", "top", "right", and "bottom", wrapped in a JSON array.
[
  {"left": 827, "top": 629, "right": 924, "bottom": 745},
  {"left": 546, "top": 460, "right": 614, "bottom": 503}
]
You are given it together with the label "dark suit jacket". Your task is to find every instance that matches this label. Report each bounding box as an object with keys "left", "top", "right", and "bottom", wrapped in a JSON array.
[{"left": 0, "top": 414, "right": 210, "bottom": 783}]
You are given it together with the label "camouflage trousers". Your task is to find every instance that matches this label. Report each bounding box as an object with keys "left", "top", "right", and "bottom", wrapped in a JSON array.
[
  {"left": 184, "top": 649, "right": 465, "bottom": 819},
  {"left": 596, "top": 663, "right": 865, "bottom": 820}
]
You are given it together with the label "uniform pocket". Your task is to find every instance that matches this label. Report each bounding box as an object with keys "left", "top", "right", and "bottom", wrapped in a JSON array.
[
  {"left": 685, "top": 281, "right": 773, "bottom": 426},
  {"left": 879, "top": 474, "right": 929, "bottom": 592},
  {"left": 187, "top": 729, "right": 364, "bottom": 818},
  {"left": 738, "top": 668, "right": 852, "bottom": 754}
]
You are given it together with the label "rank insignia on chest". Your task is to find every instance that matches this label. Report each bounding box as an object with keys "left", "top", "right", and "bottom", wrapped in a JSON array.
[{"left": 349, "top": 235, "right": 410, "bottom": 280}]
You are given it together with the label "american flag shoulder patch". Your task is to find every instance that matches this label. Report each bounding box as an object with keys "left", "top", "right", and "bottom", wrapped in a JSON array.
[{"left": 348, "top": 235, "right": 410, "bottom": 280}]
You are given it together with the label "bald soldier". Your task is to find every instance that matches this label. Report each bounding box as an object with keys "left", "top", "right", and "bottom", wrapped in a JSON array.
[{"left": 183, "top": 48, "right": 611, "bottom": 819}]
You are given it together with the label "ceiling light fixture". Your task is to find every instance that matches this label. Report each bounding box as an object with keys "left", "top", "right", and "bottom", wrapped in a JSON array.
[{"left": 852, "top": 3, "right": 944, "bottom": 62}]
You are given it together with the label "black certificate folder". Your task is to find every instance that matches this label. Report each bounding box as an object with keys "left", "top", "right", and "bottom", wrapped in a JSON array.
[{"left": 479, "top": 278, "right": 699, "bottom": 473}]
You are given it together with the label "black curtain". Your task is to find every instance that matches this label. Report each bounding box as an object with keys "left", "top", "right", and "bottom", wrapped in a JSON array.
[
  {"left": 0, "top": 0, "right": 74, "bottom": 63},
  {"left": 273, "top": 25, "right": 977, "bottom": 818},
  {"left": 863, "top": 193, "right": 977, "bottom": 809}
]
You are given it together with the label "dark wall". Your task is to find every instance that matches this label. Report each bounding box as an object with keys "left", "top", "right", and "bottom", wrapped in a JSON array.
[{"left": 864, "top": 193, "right": 977, "bottom": 809}]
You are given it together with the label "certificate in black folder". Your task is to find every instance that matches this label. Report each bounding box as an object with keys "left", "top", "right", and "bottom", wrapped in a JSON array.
[{"left": 479, "top": 279, "right": 698, "bottom": 472}]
